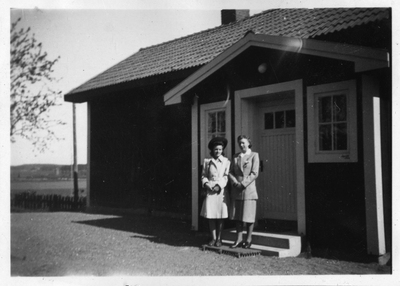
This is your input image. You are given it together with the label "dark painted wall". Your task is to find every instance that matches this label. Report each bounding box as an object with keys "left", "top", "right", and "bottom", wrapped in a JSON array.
[{"left": 89, "top": 81, "right": 192, "bottom": 215}]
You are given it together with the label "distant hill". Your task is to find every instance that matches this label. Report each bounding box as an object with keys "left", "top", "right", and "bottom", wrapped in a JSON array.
[{"left": 11, "top": 164, "right": 87, "bottom": 181}]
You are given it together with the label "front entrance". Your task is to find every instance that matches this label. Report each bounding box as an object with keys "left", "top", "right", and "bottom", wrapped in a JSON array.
[
  {"left": 257, "top": 98, "right": 297, "bottom": 222},
  {"left": 234, "top": 80, "right": 306, "bottom": 235}
]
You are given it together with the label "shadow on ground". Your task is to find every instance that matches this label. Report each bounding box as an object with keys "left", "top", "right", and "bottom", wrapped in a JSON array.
[
  {"left": 12, "top": 208, "right": 391, "bottom": 266},
  {"left": 72, "top": 212, "right": 209, "bottom": 248}
]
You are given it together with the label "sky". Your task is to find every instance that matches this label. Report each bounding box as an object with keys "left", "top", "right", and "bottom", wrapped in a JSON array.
[
  {"left": 3, "top": 0, "right": 397, "bottom": 167},
  {"left": 7, "top": 6, "right": 226, "bottom": 166}
]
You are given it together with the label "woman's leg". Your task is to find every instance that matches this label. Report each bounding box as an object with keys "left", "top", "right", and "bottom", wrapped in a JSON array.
[
  {"left": 216, "top": 219, "right": 224, "bottom": 241},
  {"left": 208, "top": 219, "right": 217, "bottom": 245},
  {"left": 230, "top": 200, "right": 246, "bottom": 248},
  {"left": 214, "top": 219, "right": 224, "bottom": 247},
  {"left": 235, "top": 221, "right": 244, "bottom": 242},
  {"left": 230, "top": 221, "right": 244, "bottom": 248},
  {"left": 246, "top": 222, "right": 254, "bottom": 243}
]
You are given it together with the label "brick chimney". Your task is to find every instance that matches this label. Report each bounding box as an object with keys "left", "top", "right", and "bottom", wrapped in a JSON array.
[{"left": 221, "top": 10, "right": 250, "bottom": 25}]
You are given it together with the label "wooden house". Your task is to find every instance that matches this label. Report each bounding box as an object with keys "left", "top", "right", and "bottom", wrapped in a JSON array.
[{"left": 65, "top": 8, "right": 391, "bottom": 257}]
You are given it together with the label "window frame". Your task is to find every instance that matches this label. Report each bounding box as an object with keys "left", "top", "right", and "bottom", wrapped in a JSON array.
[
  {"left": 207, "top": 109, "right": 227, "bottom": 139},
  {"left": 200, "top": 101, "right": 231, "bottom": 162},
  {"left": 263, "top": 107, "right": 296, "bottom": 131},
  {"left": 307, "top": 80, "right": 358, "bottom": 163}
]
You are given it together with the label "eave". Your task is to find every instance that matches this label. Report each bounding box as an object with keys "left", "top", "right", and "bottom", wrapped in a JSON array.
[
  {"left": 164, "top": 32, "right": 389, "bottom": 105},
  {"left": 64, "top": 67, "right": 199, "bottom": 103}
]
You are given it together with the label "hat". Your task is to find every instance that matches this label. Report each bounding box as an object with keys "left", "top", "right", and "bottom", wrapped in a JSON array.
[{"left": 208, "top": 137, "right": 228, "bottom": 150}]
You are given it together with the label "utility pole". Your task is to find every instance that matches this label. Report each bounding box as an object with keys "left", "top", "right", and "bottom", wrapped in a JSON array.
[{"left": 73, "top": 103, "right": 79, "bottom": 204}]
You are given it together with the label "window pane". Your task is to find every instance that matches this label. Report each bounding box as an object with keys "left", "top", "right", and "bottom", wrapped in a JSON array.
[
  {"left": 264, "top": 112, "right": 274, "bottom": 129},
  {"left": 275, "top": 111, "right": 285, "bottom": 129},
  {"left": 334, "top": 123, "right": 347, "bottom": 150},
  {"left": 286, "top": 110, "right": 295, "bottom": 127},
  {"left": 208, "top": 112, "right": 216, "bottom": 133},
  {"left": 333, "top": 94, "right": 347, "bottom": 122},
  {"left": 318, "top": 96, "right": 332, "bottom": 123},
  {"left": 217, "top": 111, "right": 226, "bottom": 132},
  {"left": 319, "top": 124, "right": 332, "bottom": 151}
]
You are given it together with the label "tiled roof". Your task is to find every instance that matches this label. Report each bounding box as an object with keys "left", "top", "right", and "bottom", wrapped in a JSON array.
[{"left": 67, "top": 8, "right": 389, "bottom": 95}]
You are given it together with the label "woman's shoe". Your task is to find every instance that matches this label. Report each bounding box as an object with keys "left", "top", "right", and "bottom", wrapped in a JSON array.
[
  {"left": 242, "top": 241, "right": 252, "bottom": 249},
  {"left": 215, "top": 240, "right": 222, "bottom": 247},
  {"left": 230, "top": 241, "right": 244, "bottom": 248},
  {"left": 208, "top": 239, "right": 216, "bottom": 246}
]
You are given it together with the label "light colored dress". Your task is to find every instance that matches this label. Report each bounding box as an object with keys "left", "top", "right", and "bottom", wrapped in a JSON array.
[{"left": 200, "top": 156, "right": 230, "bottom": 219}]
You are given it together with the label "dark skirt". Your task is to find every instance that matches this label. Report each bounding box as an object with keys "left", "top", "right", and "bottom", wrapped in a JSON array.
[{"left": 231, "top": 200, "right": 257, "bottom": 223}]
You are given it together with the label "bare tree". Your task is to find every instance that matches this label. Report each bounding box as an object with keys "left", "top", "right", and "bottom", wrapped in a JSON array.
[{"left": 10, "top": 18, "right": 65, "bottom": 152}]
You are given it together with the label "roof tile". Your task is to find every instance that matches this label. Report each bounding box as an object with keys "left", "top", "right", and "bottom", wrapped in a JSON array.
[{"left": 67, "top": 8, "right": 390, "bottom": 95}]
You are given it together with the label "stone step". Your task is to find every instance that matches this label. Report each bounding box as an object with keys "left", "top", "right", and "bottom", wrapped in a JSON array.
[
  {"left": 221, "top": 240, "right": 300, "bottom": 257},
  {"left": 221, "top": 229, "right": 302, "bottom": 258}
]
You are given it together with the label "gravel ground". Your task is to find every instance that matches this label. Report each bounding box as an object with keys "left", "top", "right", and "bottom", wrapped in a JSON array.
[{"left": 10, "top": 211, "right": 391, "bottom": 277}]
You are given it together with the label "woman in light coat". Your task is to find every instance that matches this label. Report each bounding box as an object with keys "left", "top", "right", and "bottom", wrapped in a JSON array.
[
  {"left": 229, "top": 135, "right": 260, "bottom": 249},
  {"left": 200, "top": 137, "right": 230, "bottom": 247}
]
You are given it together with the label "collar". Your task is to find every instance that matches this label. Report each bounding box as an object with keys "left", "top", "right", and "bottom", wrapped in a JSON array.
[
  {"left": 239, "top": 149, "right": 252, "bottom": 157},
  {"left": 212, "top": 156, "right": 225, "bottom": 163}
]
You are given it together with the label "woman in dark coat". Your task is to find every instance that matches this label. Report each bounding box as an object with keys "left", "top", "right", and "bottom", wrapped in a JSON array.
[{"left": 229, "top": 135, "right": 260, "bottom": 249}]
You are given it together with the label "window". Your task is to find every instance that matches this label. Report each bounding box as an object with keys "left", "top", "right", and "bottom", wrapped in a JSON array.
[
  {"left": 264, "top": 109, "right": 295, "bottom": 130},
  {"left": 208, "top": 110, "right": 226, "bottom": 140},
  {"left": 200, "top": 101, "right": 231, "bottom": 161},
  {"left": 307, "top": 80, "right": 357, "bottom": 162},
  {"left": 318, "top": 94, "right": 348, "bottom": 151}
]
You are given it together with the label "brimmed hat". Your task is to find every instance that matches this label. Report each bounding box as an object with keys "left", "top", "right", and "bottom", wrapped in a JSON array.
[{"left": 208, "top": 137, "right": 228, "bottom": 150}]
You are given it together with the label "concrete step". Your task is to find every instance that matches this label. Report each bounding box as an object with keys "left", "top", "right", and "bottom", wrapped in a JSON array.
[{"left": 221, "top": 229, "right": 302, "bottom": 258}]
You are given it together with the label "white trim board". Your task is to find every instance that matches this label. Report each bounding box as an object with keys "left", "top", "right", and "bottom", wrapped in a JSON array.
[
  {"left": 191, "top": 96, "right": 199, "bottom": 231},
  {"left": 362, "top": 74, "right": 386, "bottom": 255}
]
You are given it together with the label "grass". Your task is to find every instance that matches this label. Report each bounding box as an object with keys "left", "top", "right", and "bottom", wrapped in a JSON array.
[{"left": 11, "top": 179, "right": 87, "bottom": 197}]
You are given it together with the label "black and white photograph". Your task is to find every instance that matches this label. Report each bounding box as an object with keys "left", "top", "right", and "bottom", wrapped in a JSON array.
[{"left": 2, "top": 0, "right": 398, "bottom": 285}]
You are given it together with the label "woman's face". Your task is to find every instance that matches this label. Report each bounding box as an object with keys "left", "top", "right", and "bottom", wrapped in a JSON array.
[
  {"left": 239, "top": 138, "right": 250, "bottom": 153},
  {"left": 212, "top": 145, "right": 223, "bottom": 158}
]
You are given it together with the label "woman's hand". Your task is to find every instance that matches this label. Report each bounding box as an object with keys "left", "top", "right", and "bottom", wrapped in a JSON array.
[
  {"left": 213, "top": 185, "right": 221, "bottom": 194},
  {"left": 234, "top": 182, "right": 244, "bottom": 190},
  {"left": 204, "top": 182, "right": 213, "bottom": 192}
]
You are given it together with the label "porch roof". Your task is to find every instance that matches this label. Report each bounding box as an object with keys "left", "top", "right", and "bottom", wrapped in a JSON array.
[
  {"left": 64, "top": 8, "right": 389, "bottom": 103},
  {"left": 164, "top": 32, "right": 389, "bottom": 105}
]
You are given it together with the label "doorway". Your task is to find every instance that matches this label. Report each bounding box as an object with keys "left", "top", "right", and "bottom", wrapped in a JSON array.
[{"left": 234, "top": 80, "right": 306, "bottom": 235}]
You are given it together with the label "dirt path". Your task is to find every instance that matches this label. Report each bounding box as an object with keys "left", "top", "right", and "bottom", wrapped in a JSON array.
[{"left": 11, "top": 212, "right": 391, "bottom": 277}]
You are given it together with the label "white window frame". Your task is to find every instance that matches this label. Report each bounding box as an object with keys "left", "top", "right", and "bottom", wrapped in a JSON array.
[
  {"left": 307, "top": 80, "right": 358, "bottom": 163},
  {"left": 200, "top": 101, "right": 232, "bottom": 162}
]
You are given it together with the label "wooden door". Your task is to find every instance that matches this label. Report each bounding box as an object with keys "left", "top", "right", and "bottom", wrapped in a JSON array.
[{"left": 257, "top": 102, "right": 297, "bottom": 221}]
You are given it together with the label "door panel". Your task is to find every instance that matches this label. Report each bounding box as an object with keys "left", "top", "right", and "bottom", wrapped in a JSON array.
[{"left": 257, "top": 103, "right": 297, "bottom": 221}]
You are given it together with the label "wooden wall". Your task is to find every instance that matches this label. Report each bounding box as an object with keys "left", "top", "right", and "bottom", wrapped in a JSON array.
[{"left": 88, "top": 82, "right": 192, "bottom": 215}]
